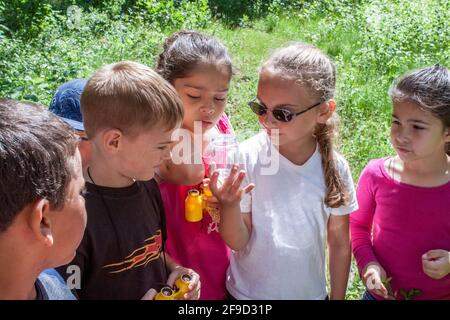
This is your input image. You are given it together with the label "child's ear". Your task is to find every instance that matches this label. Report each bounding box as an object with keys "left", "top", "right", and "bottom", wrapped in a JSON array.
[
  {"left": 28, "top": 199, "right": 54, "bottom": 247},
  {"left": 317, "top": 99, "right": 336, "bottom": 124},
  {"left": 103, "top": 129, "right": 122, "bottom": 153}
]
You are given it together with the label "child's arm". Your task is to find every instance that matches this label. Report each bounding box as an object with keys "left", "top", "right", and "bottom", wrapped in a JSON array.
[
  {"left": 350, "top": 164, "right": 386, "bottom": 294},
  {"left": 207, "top": 164, "right": 254, "bottom": 251},
  {"left": 220, "top": 203, "right": 252, "bottom": 251},
  {"left": 422, "top": 249, "right": 450, "bottom": 279},
  {"left": 327, "top": 214, "right": 351, "bottom": 300},
  {"left": 157, "top": 130, "right": 205, "bottom": 186}
]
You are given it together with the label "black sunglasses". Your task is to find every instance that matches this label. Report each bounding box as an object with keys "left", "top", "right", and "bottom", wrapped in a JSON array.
[{"left": 248, "top": 99, "right": 323, "bottom": 122}]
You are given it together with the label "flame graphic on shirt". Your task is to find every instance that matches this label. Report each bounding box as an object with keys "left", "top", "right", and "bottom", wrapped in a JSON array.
[{"left": 103, "top": 230, "right": 162, "bottom": 274}]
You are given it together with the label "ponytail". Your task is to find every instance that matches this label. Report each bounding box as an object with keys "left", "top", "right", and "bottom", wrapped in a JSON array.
[{"left": 314, "top": 115, "right": 349, "bottom": 208}]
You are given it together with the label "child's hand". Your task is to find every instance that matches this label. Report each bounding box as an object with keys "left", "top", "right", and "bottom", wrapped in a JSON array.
[
  {"left": 208, "top": 164, "right": 254, "bottom": 208},
  {"left": 362, "top": 262, "right": 389, "bottom": 299},
  {"left": 141, "top": 288, "right": 158, "bottom": 300},
  {"left": 422, "top": 249, "right": 450, "bottom": 279},
  {"left": 167, "top": 267, "right": 201, "bottom": 300}
]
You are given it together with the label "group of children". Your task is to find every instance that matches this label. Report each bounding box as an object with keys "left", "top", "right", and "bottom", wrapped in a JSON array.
[{"left": 0, "top": 30, "right": 449, "bottom": 300}]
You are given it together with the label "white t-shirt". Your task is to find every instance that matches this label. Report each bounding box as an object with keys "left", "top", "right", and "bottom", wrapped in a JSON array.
[{"left": 226, "top": 132, "right": 358, "bottom": 299}]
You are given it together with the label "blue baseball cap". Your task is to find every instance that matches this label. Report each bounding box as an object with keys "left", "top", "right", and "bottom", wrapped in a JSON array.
[{"left": 49, "top": 78, "right": 87, "bottom": 131}]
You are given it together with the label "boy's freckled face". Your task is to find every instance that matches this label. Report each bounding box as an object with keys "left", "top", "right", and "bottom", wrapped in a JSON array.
[
  {"left": 119, "top": 125, "right": 179, "bottom": 181},
  {"left": 173, "top": 65, "right": 230, "bottom": 133}
]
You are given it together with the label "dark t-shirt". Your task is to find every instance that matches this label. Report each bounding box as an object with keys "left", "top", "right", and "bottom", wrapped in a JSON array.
[{"left": 57, "top": 179, "right": 168, "bottom": 300}]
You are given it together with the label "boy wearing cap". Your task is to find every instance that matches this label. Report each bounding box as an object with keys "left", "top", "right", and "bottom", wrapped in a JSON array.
[
  {"left": 49, "top": 78, "right": 91, "bottom": 168},
  {"left": 57, "top": 61, "right": 201, "bottom": 300},
  {"left": 0, "top": 99, "right": 86, "bottom": 300}
]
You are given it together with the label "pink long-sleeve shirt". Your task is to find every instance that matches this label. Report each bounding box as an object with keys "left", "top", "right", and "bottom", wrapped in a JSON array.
[{"left": 350, "top": 158, "right": 450, "bottom": 300}]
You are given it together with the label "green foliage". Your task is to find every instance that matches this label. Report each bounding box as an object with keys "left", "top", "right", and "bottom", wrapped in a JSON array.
[
  {"left": 0, "top": 12, "right": 165, "bottom": 104},
  {"left": 0, "top": 0, "right": 57, "bottom": 38},
  {"left": 135, "top": 0, "right": 211, "bottom": 29},
  {"left": 383, "top": 277, "right": 422, "bottom": 300},
  {"left": 0, "top": 0, "right": 212, "bottom": 104},
  {"left": 208, "top": 0, "right": 267, "bottom": 26},
  {"left": 356, "top": 0, "right": 449, "bottom": 76},
  {"left": 208, "top": 0, "right": 298, "bottom": 27}
]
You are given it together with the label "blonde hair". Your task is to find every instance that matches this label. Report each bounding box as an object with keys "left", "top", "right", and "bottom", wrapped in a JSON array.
[
  {"left": 81, "top": 61, "right": 184, "bottom": 138},
  {"left": 261, "top": 43, "right": 349, "bottom": 208},
  {"left": 389, "top": 64, "right": 450, "bottom": 155}
]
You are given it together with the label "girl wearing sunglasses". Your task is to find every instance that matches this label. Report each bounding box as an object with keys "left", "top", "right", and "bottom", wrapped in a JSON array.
[{"left": 206, "top": 43, "right": 358, "bottom": 299}]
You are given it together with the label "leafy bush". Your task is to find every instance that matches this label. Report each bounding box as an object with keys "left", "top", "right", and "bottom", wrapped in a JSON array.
[
  {"left": 0, "top": 0, "right": 214, "bottom": 105},
  {"left": 0, "top": 0, "right": 57, "bottom": 39},
  {"left": 208, "top": 0, "right": 301, "bottom": 27},
  {"left": 356, "top": 0, "right": 449, "bottom": 76},
  {"left": 135, "top": 0, "right": 211, "bottom": 29},
  {"left": 0, "top": 10, "right": 165, "bottom": 104}
]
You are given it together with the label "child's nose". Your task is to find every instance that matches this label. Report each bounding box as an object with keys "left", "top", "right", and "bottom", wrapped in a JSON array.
[
  {"left": 201, "top": 107, "right": 214, "bottom": 115},
  {"left": 162, "top": 148, "right": 172, "bottom": 161},
  {"left": 395, "top": 128, "right": 410, "bottom": 143},
  {"left": 200, "top": 98, "right": 215, "bottom": 114},
  {"left": 262, "top": 110, "right": 278, "bottom": 126}
]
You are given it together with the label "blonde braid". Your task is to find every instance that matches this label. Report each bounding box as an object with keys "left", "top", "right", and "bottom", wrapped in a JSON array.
[{"left": 314, "top": 115, "right": 349, "bottom": 208}]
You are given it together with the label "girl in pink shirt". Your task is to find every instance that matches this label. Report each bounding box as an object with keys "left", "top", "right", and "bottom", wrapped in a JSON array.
[
  {"left": 155, "top": 30, "right": 234, "bottom": 299},
  {"left": 351, "top": 65, "right": 450, "bottom": 300}
]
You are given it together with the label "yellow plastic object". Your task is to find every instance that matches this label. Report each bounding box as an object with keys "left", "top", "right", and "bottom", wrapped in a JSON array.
[
  {"left": 202, "top": 185, "right": 213, "bottom": 210},
  {"left": 185, "top": 189, "right": 203, "bottom": 222},
  {"left": 173, "top": 274, "right": 192, "bottom": 300},
  {"left": 203, "top": 185, "right": 213, "bottom": 197},
  {"left": 154, "top": 286, "right": 176, "bottom": 300},
  {"left": 154, "top": 274, "right": 193, "bottom": 300}
]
